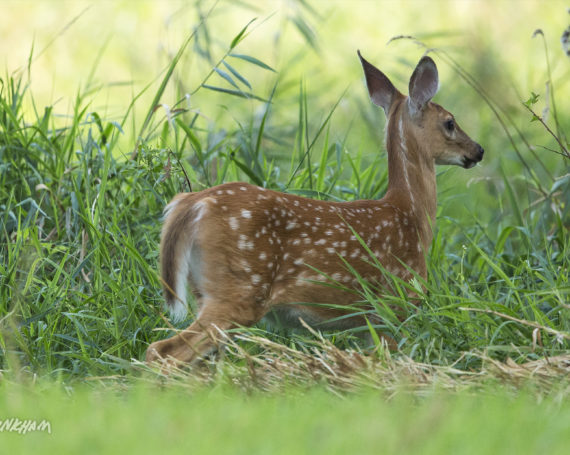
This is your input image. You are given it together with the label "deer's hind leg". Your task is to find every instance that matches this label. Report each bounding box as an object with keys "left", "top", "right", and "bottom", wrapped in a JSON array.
[
  {"left": 146, "top": 291, "right": 269, "bottom": 366},
  {"left": 146, "top": 298, "right": 227, "bottom": 365}
]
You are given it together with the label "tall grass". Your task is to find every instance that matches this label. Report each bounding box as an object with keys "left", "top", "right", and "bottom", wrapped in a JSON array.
[{"left": 0, "top": 1, "right": 568, "bottom": 391}]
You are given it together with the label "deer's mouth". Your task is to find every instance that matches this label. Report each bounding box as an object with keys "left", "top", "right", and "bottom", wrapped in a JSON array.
[
  {"left": 462, "top": 144, "right": 485, "bottom": 169},
  {"left": 462, "top": 157, "right": 479, "bottom": 169}
]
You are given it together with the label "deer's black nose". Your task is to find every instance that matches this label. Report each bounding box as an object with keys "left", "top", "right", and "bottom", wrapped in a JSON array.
[{"left": 476, "top": 144, "right": 484, "bottom": 161}]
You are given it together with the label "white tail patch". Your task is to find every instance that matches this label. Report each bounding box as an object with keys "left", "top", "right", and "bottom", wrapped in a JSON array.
[
  {"left": 167, "top": 298, "right": 188, "bottom": 323},
  {"left": 168, "top": 198, "right": 211, "bottom": 323}
]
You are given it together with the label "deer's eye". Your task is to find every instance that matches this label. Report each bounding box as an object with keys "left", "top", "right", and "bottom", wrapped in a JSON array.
[{"left": 444, "top": 119, "right": 455, "bottom": 132}]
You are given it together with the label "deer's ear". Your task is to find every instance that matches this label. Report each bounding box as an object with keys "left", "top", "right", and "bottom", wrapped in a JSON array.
[
  {"left": 358, "top": 51, "right": 397, "bottom": 115},
  {"left": 408, "top": 56, "right": 439, "bottom": 112}
]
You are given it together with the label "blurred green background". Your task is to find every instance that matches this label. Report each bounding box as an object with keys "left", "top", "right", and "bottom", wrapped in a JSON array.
[{"left": 2, "top": 0, "right": 568, "bottom": 226}]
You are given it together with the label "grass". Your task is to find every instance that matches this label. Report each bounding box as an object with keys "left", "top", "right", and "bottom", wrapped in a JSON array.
[
  {"left": 1, "top": 383, "right": 570, "bottom": 454},
  {"left": 0, "top": 0, "right": 569, "bottom": 449}
]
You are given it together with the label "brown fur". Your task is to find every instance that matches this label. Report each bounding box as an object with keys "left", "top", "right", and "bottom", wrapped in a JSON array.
[{"left": 146, "top": 53, "right": 483, "bottom": 365}]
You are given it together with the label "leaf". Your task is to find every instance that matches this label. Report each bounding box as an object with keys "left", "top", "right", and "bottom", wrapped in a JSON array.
[
  {"left": 175, "top": 119, "right": 201, "bottom": 153},
  {"left": 530, "top": 114, "right": 540, "bottom": 123},
  {"left": 291, "top": 14, "right": 318, "bottom": 51},
  {"left": 214, "top": 68, "right": 239, "bottom": 89},
  {"left": 469, "top": 241, "right": 516, "bottom": 289},
  {"left": 222, "top": 61, "right": 252, "bottom": 89},
  {"left": 365, "top": 317, "right": 382, "bottom": 348},
  {"left": 230, "top": 18, "right": 257, "bottom": 49},
  {"left": 523, "top": 92, "right": 540, "bottom": 108},
  {"left": 231, "top": 154, "right": 263, "bottom": 186},
  {"left": 201, "top": 84, "right": 269, "bottom": 102},
  {"left": 229, "top": 53, "right": 276, "bottom": 72}
]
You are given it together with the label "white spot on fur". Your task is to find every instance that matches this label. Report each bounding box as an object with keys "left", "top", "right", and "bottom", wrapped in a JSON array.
[
  {"left": 229, "top": 217, "right": 239, "bottom": 230},
  {"left": 238, "top": 234, "right": 254, "bottom": 250},
  {"left": 241, "top": 260, "right": 252, "bottom": 273},
  {"left": 286, "top": 221, "right": 298, "bottom": 230},
  {"left": 241, "top": 209, "right": 252, "bottom": 219}
]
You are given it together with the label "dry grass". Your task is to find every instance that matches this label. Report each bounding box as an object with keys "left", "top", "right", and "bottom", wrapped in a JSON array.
[{"left": 134, "top": 325, "right": 570, "bottom": 400}]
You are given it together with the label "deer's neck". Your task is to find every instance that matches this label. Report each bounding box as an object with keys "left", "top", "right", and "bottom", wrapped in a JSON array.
[{"left": 384, "top": 99, "right": 437, "bottom": 250}]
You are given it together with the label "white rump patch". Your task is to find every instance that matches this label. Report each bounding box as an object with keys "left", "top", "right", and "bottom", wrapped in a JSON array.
[
  {"left": 163, "top": 198, "right": 180, "bottom": 220},
  {"left": 193, "top": 200, "right": 209, "bottom": 223}
]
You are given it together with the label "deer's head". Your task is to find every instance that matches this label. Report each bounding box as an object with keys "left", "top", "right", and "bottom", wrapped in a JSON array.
[{"left": 359, "top": 51, "right": 484, "bottom": 169}]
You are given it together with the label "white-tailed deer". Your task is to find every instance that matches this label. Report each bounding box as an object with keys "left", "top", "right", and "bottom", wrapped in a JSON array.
[{"left": 146, "top": 51, "right": 484, "bottom": 365}]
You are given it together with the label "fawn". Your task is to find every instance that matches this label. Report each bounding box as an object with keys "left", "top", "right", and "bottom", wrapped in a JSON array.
[{"left": 145, "top": 51, "right": 484, "bottom": 365}]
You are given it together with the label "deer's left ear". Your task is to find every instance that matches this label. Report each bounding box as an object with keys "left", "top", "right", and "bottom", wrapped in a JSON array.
[
  {"left": 358, "top": 50, "right": 398, "bottom": 116},
  {"left": 408, "top": 56, "right": 439, "bottom": 113}
]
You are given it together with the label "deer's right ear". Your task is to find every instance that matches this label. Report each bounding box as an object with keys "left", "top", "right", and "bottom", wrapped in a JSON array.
[
  {"left": 408, "top": 56, "right": 439, "bottom": 113},
  {"left": 358, "top": 51, "right": 397, "bottom": 115}
]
